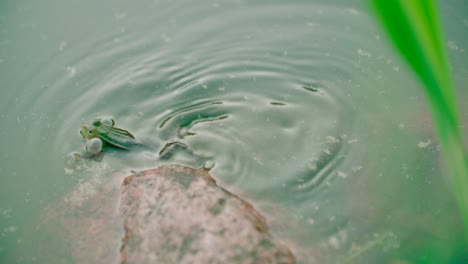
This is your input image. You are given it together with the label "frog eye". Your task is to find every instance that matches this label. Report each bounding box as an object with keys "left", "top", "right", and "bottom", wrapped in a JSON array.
[{"left": 88, "top": 130, "right": 92, "bottom": 134}]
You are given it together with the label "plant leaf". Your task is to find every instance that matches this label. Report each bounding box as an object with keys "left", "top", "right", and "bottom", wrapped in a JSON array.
[{"left": 369, "top": 0, "right": 468, "bottom": 238}]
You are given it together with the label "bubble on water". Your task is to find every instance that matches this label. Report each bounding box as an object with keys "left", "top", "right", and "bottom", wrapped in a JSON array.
[
  {"left": 401, "top": 164, "right": 408, "bottom": 171},
  {"left": 59, "top": 41, "right": 67, "bottom": 51},
  {"left": 203, "top": 160, "right": 215, "bottom": 170},
  {"left": 337, "top": 171, "right": 347, "bottom": 178},
  {"left": 66, "top": 66, "right": 76, "bottom": 77},
  {"left": 0, "top": 208, "right": 12, "bottom": 218},
  {"left": 3, "top": 226, "right": 17, "bottom": 233},
  {"left": 161, "top": 34, "right": 172, "bottom": 43},
  {"left": 253, "top": 156, "right": 263, "bottom": 165},
  {"left": 307, "top": 218, "right": 315, "bottom": 224},
  {"left": 351, "top": 165, "right": 363, "bottom": 172},
  {"left": 447, "top": 40, "right": 460, "bottom": 51},
  {"left": 114, "top": 12, "right": 128, "bottom": 21},
  {"left": 326, "top": 136, "right": 339, "bottom": 143},
  {"left": 347, "top": 8, "right": 360, "bottom": 15},
  {"left": 357, "top": 48, "right": 371, "bottom": 57}
]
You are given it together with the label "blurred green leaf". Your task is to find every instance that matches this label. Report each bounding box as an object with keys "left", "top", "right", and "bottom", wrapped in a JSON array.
[{"left": 369, "top": 0, "right": 468, "bottom": 238}]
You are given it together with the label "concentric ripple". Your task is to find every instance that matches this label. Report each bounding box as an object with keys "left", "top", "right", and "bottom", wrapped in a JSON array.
[
  {"left": 19, "top": 3, "right": 360, "bottom": 188},
  {"left": 14, "top": 1, "right": 365, "bottom": 233}
]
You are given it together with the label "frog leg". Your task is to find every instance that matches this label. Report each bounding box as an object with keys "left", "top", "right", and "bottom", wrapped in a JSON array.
[
  {"left": 158, "top": 141, "right": 193, "bottom": 160},
  {"left": 158, "top": 141, "right": 210, "bottom": 168}
]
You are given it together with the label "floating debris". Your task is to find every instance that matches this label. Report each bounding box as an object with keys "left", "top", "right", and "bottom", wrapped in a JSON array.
[
  {"left": 417, "top": 139, "right": 431, "bottom": 148},
  {"left": 270, "top": 101, "right": 286, "bottom": 106},
  {"left": 303, "top": 84, "right": 319, "bottom": 92}
]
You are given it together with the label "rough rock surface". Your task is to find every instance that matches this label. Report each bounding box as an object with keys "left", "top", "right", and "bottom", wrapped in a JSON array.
[
  {"left": 41, "top": 165, "right": 294, "bottom": 264},
  {"left": 120, "top": 165, "right": 294, "bottom": 264}
]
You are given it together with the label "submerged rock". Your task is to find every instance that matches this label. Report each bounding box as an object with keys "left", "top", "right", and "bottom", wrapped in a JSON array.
[{"left": 41, "top": 165, "right": 294, "bottom": 264}]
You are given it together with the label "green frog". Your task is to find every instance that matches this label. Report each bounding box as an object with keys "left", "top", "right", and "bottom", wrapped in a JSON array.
[
  {"left": 80, "top": 118, "right": 141, "bottom": 151},
  {"left": 79, "top": 118, "right": 205, "bottom": 165}
]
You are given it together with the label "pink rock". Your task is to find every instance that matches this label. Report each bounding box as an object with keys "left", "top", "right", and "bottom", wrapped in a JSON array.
[{"left": 41, "top": 165, "right": 294, "bottom": 264}]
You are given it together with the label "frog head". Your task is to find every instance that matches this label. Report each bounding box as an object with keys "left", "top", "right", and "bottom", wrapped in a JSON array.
[{"left": 80, "top": 124, "right": 98, "bottom": 140}]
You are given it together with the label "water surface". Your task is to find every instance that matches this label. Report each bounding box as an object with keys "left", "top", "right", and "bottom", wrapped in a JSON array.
[{"left": 1, "top": 0, "right": 467, "bottom": 263}]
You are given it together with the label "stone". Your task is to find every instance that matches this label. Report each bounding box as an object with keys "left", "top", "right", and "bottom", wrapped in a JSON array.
[{"left": 40, "top": 165, "right": 295, "bottom": 264}]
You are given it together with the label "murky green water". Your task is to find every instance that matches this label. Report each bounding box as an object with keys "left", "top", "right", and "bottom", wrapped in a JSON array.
[{"left": 1, "top": 0, "right": 467, "bottom": 263}]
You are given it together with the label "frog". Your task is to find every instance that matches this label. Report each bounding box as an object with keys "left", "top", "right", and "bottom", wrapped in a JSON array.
[{"left": 79, "top": 117, "right": 141, "bottom": 151}]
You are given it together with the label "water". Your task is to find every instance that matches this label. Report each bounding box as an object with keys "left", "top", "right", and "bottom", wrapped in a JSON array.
[{"left": 1, "top": 0, "right": 467, "bottom": 263}]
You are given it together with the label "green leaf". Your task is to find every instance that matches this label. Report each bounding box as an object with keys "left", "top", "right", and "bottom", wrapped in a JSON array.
[{"left": 369, "top": 0, "right": 468, "bottom": 238}]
